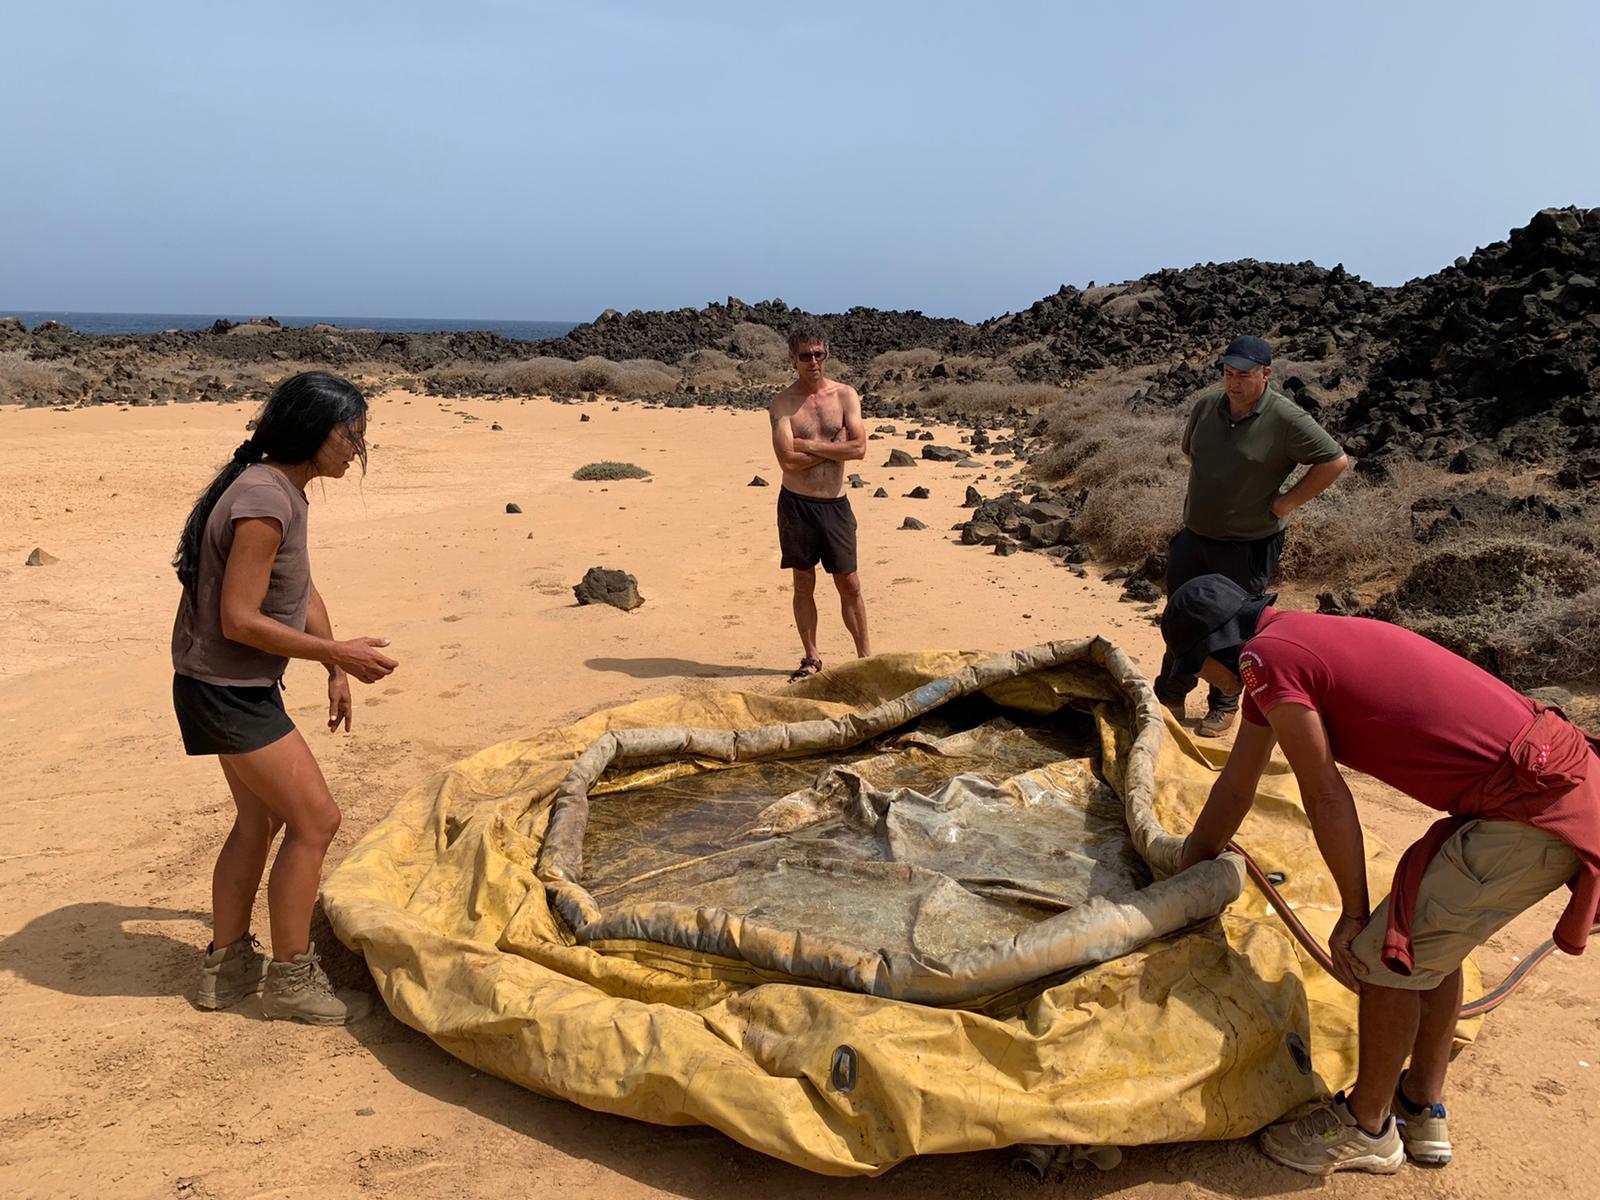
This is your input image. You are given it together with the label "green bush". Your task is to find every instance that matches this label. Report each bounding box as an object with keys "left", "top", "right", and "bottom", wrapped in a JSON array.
[{"left": 573, "top": 461, "right": 652, "bottom": 481}]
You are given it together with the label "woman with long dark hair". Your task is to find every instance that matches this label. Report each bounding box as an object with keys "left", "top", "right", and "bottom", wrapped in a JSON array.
[{"left": 172, "top": 370, "right": 397, "bottom": 1024}]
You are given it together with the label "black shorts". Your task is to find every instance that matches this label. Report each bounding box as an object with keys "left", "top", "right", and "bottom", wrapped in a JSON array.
[
  {"left": 777, "top": 488, "right": 858, "bottom": 575},
  {"left": 173, "top": 672, "right": 295, "bottom": 756}
]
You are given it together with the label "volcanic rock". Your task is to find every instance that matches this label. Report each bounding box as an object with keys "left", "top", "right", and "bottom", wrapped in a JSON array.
[{"left": 573, "top": 567, "right": 645, "bottom": 611}]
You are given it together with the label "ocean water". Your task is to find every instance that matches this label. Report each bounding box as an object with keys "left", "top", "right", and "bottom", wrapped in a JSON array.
[{"left": 2, "top": 310, "right": 580, "bottom": 341}]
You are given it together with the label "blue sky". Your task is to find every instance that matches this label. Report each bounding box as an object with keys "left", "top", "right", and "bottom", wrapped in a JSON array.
[{"left": 2, "top": 1, "right": 1596, "bottom": 322}]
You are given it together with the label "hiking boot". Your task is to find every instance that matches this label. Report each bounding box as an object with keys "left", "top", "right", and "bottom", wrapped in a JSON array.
[
  {"left": 1196, "top": 704, "right": 1238, "bottom": 737},
  {"left": 1395, "top": 1073, "right": 1452, "bottom": 1166},
  {"left": 1259, "top": 1093, "right": 1405, "bottom": 1176},
  {"left": 196, "top": 933, "right": 269, "bottom": 1010},
  {"left": 260, "top": 943, "right": 373, "bottom": 1025}
]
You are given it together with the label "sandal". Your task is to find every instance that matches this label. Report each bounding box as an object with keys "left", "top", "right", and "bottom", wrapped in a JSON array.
[{"left": 787, "top": 657, "right": 823, "bottom": 684}]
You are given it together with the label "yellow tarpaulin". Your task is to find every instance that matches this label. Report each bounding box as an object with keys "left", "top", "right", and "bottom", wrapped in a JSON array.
[{"left": 323, "top": 638, "right": 1479, "bottom": 1175}]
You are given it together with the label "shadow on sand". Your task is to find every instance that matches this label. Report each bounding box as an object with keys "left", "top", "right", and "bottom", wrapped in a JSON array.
[{"left": 585, "top": 656, "right": 789, "bottom": 680}]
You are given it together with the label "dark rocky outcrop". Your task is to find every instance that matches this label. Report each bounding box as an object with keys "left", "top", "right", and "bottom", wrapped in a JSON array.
[{"left": 573, "top": 567, "right": 645, "bottom": 611}]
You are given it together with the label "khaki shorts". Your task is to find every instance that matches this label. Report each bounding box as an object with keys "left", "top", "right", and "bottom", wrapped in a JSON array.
[{"left": 1350, "top": 818, "right": 1580, "bottom": 990}]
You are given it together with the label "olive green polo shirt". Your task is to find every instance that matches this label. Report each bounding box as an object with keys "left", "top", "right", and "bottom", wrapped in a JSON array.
[{"left": 1181, "top": 384, "right": 1344, "bottom": 541}]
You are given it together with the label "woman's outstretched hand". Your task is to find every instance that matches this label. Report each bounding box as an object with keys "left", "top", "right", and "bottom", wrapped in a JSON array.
[{"left": 334, "top": 636, "right": 398, "bottom": 685}]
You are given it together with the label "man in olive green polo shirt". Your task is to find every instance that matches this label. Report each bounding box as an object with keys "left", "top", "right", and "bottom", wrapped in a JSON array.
[{"left": 1154, "top": 335, "right": 1348, "bottom": 736}]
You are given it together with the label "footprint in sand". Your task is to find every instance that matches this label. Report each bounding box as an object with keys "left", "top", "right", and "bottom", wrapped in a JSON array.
[
  {"left": 438, "top": 688, "right": 463, "bottom": 700},
  {"left": 363, "top": 698, "right": 385, "bottom": 707}
]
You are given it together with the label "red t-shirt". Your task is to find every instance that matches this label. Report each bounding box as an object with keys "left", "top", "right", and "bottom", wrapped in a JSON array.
[{"left": 1240, "top": 608, "right": 1536, "bottom": 811}]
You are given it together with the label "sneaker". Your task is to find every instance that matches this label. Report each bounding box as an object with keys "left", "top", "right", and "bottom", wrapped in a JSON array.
[
  {"left": 260, "top": 943, "right": 373, "bottom": 1025},
  {"left": 1259, "top": 1093, "right": 1405, "bottom": 1176},
  {"left": 196, "top": 933, "right": 270, "bottom": 1010},
  {"left": 1395, "top": 1074, "right": 1452, "bottom": 1166},
  {"left": 1196, "top": 705, "right": 1238, "bottom": 737}
]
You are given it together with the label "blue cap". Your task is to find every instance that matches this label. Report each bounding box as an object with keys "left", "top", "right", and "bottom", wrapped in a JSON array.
[{"left": 1217, "top": 335, "right": 1273, "bottom": 371}]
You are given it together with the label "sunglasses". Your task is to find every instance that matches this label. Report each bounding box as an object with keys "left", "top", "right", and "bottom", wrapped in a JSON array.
[{"left": 794, "top": 350, "right": 827, "bottom": 362}]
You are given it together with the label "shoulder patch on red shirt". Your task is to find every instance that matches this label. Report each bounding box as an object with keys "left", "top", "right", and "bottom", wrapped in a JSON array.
[{"left": 1239, "top": 650, "right": 1266, "bottom": 697}]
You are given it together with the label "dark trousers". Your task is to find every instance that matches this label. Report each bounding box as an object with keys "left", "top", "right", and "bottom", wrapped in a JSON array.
[{"left": 1154, "top": 526, "right": 1285, "bottom": 712}]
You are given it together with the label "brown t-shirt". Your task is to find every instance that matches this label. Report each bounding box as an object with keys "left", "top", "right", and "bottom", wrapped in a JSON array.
[{"left": 172, "top": 464, "right": 310, "bottom": 686}]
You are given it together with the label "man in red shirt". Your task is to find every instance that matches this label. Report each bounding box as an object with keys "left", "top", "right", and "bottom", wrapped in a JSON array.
[{"left": 1165, "top": 574, "right": 1598, "bottom": 1176}]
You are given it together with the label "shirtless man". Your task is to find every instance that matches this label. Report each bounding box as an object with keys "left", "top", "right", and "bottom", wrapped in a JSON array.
[{"left": 768, "top": 321, "right": 869, "bottom": 682}]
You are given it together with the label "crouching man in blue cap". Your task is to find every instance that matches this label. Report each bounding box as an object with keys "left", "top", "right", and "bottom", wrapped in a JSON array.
[{"left": 1164, "top": 574, "right": 1600, "bottom": 1176}]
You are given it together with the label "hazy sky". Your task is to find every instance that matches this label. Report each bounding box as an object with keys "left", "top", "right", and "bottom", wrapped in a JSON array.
[{"left": 3, "top": 1, "right": 1597, "bottom": 322}]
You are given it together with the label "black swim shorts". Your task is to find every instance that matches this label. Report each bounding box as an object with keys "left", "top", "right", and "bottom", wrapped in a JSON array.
[
  {"left": 173, "top": 672, "right": 295, "bottom": 756},
  {"left": 777, "top": 487, "right": 858, "bottom": 575}
]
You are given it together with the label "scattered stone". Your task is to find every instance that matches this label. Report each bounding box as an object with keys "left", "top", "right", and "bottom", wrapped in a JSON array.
[
  {"left": 921, "top": 445, "right": 963, "bottom": 462},
  {"left": 490, "top": 422, "right": 503, "bottom": 431},
  {"left": 1317, "top": 590, "right": 1363, "bottom": 616},
  {"left": 885, "top": 449, "right": 917, "bottom": 467},
  {"left": 573, "top": 567, "right": 644, "bottom": 611},
  {"left": 900, "top": 517, "right": 927, "bottom": 530},
  {"left": 1525, "top": 685, "right": 1574, "bottom": 709},
  {"left": 875, "top": 424, "right": 897, "bottom": 433},
  {"left": 905, "top": 486, "right": 930, "bottom": 499},
  {"left": 355, "top": 1107, "right": 376, "bottom": 1117},
  {"left": 963, "top": 485, "right": 984, "bottom": 508},
  {"left": 954, "top": 458, "right": 982, "bottom": 468},
  {"left": 993, "top": 539, "right": 1018, "bottom": 557},
  {"left": 1448, "top": 445, "right": 1498, "bottom": 474},
  {"left": 505, "top": 503, "right": 522, "bottom": 514},
  {"left": 1066, "top": 563, "right": 1088, "bottom": 578},
  {"left": 25, "top": 547, "right": 58, "bottom": 566},
  {"left": 1122, "top": 577, "right": 1164, "bottom": 603},
  {"left": 872, "top": 487, "right": 888, "bottom": 498},
  {"left": 580, "top": 413, "right": 590, "bottom": 422},
  {"left": 918, "top": 431, "right": 935, "bottom": 441},
  {"left": 749, "top": 475, "right": 769, "bottom": 487}
]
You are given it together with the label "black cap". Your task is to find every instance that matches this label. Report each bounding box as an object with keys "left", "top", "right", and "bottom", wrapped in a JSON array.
[
  {"left": 1216, "top": 335, "right": 1273, "bottom": 371},
  {"left": 1161, "top": 575, "right": 1275, "bottom": 678}
]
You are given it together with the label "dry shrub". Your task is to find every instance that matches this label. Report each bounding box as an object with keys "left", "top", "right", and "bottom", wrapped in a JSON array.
[
  {"left": 683, "top": 348, "right": 741, "bottom": 391},
  {"left": 1386, "top": 537, "right": 1599, "bottom": 618},
  {"left": 1372, "top": 536, "right": 1600, "bottom": 687},
  {"left": 1073, "top": 469, "right": 1185, "bottom": 564},
  {"left": 737, "top": 358, "right": 792, "bottom": 387},
  {"left": 868, "top": 348, "right": 941, "bottom": 373},
  {"left": 728, "top": 322, "right": 787, "bottom": 360},
  {"left": 1276, "top": 461, "right": 1452, "bottom": 584},
  {"left": 573, "top": 461, "right": 651, "bottom": 481},
  {"left": 0, "top": 351, "right": 78, "bottom": 402},
  {"left": 1514, "top": 587, "right": 1600, "bottom": 685},
  {"left": 914, "top": 381, "right": 1063, "bottom": 419},
  {"left": 490, "top": 356, "right": 676, "bottom": 397}
]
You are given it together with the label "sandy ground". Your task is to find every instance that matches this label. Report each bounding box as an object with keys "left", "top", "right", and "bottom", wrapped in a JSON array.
[{"left": 1, "top": 392, "right": 1596, "bottom": 1200}]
